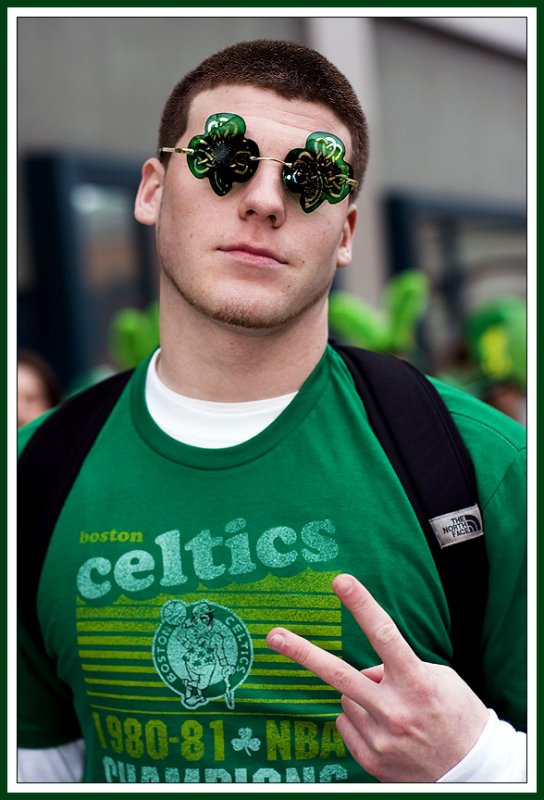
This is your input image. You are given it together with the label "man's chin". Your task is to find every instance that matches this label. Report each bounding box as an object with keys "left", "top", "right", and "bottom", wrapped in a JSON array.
[
  {"left": 186, "top": 293, "right": 302, "bottom": 333},
  {"left": 165, "top": 269, "right": 330, "bottom": 335},
  {"left": 208, "top": 308, "right": 294, "bottom": 335}
]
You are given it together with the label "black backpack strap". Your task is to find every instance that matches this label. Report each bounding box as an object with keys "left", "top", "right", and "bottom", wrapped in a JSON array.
[
  {"left": 18, "top": 369, "right": 134, "bottom": 645},
  {"left": 332, "top": 342, "right": 488, "bottom": 694}
]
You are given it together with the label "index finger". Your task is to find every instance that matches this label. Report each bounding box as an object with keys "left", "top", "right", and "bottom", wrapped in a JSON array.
[
  {"left": 333, "top": 574, "right": 421, "bottom": 678},
  {"left": 266, "top": 626, "right": 379, "bottom": 710}
]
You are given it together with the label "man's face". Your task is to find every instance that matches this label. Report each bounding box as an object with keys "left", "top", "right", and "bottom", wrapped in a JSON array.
[{"left": 136, "top": 85, "right": 357, "bottom": 333}]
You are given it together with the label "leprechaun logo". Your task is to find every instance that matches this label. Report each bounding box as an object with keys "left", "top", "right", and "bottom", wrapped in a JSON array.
[{"left": 153, "top": 598, "right": 253, "bottom": 710}]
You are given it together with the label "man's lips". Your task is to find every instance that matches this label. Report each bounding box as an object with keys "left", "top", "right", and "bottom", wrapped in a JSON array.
[{"left": 219, "top": 244, "right": 287, "bottom": 266}]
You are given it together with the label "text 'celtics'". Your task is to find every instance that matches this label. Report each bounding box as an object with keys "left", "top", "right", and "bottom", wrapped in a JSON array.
[{"left": 77, "top": 519, "right": 339, "bottom": 600}]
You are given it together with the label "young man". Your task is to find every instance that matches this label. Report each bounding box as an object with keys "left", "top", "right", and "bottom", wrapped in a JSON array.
[{"left": 18, "top": 40, "right": 526, "bottom": 784}]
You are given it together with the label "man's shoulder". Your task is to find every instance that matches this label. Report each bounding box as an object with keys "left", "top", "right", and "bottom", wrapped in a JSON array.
[
  {"left": 17, "top": 366, "right": 139, "bottom": 460},
  {"left": 329, "top": 344, "right": 525, "bottom": 455},
  {"left": 428, "top": 375, "right": 526, "bottom": 455}
]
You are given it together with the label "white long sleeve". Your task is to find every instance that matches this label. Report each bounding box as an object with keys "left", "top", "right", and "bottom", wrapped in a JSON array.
[
  {"left": 17, "top": 739, "right": 85, "bottom": 782},
  {"left": 437, "top": 710, "right": 527, "bottom": 783}
]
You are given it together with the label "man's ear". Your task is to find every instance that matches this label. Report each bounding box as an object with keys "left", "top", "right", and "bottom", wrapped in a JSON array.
[
  {"left": 337, "top": 203, "right": 358, "bottom": 268},
  {"left": 134, "top": 158, "right": 164, "bottom": 226}
]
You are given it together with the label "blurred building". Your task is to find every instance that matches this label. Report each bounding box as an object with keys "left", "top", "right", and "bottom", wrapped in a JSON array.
[{"left": 16, "top": 15, "right": 528, "bottom": 388}]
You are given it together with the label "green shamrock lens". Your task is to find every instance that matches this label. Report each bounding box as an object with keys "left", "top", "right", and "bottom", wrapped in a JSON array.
[
  {"left": 282, "top": 131, "right": 355, "bottom": 213},
  {"left": 186, "top": 113, "right": 260, "bottom": 196}
]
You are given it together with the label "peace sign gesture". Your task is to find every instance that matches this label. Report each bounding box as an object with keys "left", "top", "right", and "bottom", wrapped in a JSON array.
[{"left": 266, "top": 574, "right": 489, "bottom": 782}]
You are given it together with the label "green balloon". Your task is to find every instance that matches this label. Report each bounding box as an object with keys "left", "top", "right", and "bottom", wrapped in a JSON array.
[
  {"left": 328, "top": 291, "right": 389, "bottom": 350},
  {"left": 110, "top": 303, "right": 160, "bottom": 369},
  {"left": 328, "top": 271, "right": 429, "bottom": 355}
]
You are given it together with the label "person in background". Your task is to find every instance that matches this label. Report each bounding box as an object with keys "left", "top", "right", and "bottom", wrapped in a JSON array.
[{"left": 17, "top": 350, "right": 61, "bottom": 428}]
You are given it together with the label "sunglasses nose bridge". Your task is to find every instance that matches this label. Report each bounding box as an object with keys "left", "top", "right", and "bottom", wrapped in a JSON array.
[
  {"left": 249, "top": 155, "right": 301, "bottom": 201},
  {"left": 247, "top": 154, "right": 294, "bottom": 195},
  {"left": 250, "top": 155, "right": 292, "bottom": 167}
]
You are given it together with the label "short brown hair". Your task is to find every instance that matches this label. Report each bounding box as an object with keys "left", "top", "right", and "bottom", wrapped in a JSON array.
[{"left": 158, "top": 39, "right": 369, "bottom": 195}]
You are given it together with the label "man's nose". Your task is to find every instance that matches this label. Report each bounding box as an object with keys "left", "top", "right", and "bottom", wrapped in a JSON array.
[{"left": 237, "top": 160, "right": 287, "bottom": 227}]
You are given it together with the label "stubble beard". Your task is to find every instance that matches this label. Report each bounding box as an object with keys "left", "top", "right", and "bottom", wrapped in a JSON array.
[{"left": 159, "top": 249, "right": 335, "bottom": 334}]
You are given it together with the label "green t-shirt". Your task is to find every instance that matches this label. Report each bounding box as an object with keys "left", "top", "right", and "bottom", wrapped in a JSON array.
[{"left": 18, "top": 346, "right": 526, "bottom": 784}]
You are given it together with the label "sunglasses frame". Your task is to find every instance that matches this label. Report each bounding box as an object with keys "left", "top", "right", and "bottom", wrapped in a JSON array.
[{"left": 161, "top": 113, "right": 358, "bottom": 213}]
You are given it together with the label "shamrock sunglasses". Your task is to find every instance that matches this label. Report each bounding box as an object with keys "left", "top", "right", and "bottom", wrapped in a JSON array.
[{"left": 161, "top": 112, "right": 358, "bottom": 213}]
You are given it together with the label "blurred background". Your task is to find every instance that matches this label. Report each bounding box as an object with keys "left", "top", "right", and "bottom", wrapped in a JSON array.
[{"left": 16, "top": 15, "right": 528, "bottom": 422}]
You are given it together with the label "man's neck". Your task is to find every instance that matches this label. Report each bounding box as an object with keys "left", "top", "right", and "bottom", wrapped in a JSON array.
[{"left": 157, "top": 295, "right": 329, "bottom": 402}]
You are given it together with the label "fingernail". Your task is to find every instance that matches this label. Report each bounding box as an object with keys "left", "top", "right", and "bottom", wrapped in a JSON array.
[
  {"left": 334, "top": 574, "right": 354, "bottom": 593},
  {"left": 268, "top": 632, "right": 285, "bottom": 650}
]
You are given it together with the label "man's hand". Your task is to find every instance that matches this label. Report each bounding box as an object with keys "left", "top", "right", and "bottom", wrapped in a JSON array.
[{"left": 266, "top": 574, "right": 489, "bottom": 782}]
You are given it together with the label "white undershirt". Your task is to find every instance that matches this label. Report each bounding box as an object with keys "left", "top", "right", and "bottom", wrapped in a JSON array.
[
  {"left": 17, "top": 352, "right": 526, "bottom": 783},
  {"left": 145, "top": 349, "right": 296, "bottom": 447}
]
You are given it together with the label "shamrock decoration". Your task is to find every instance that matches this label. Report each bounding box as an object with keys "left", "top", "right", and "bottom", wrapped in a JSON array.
[
  {"left": 231, "top": 727, "right": 261, "bottom": 756},
  {"left": 283, "top": 131, "right": 356, "bottom": 213},
  {"left": 187, "top": 113, "right": 259, "bottom": 196}
]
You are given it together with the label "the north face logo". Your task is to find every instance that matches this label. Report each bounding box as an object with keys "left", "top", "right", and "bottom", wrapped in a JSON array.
[
  {"left": 458, "top": 514, "right": 482, "bottom": 533},
  {"left": 429, "top": 505, "right": 484, "bottom": 549}
]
